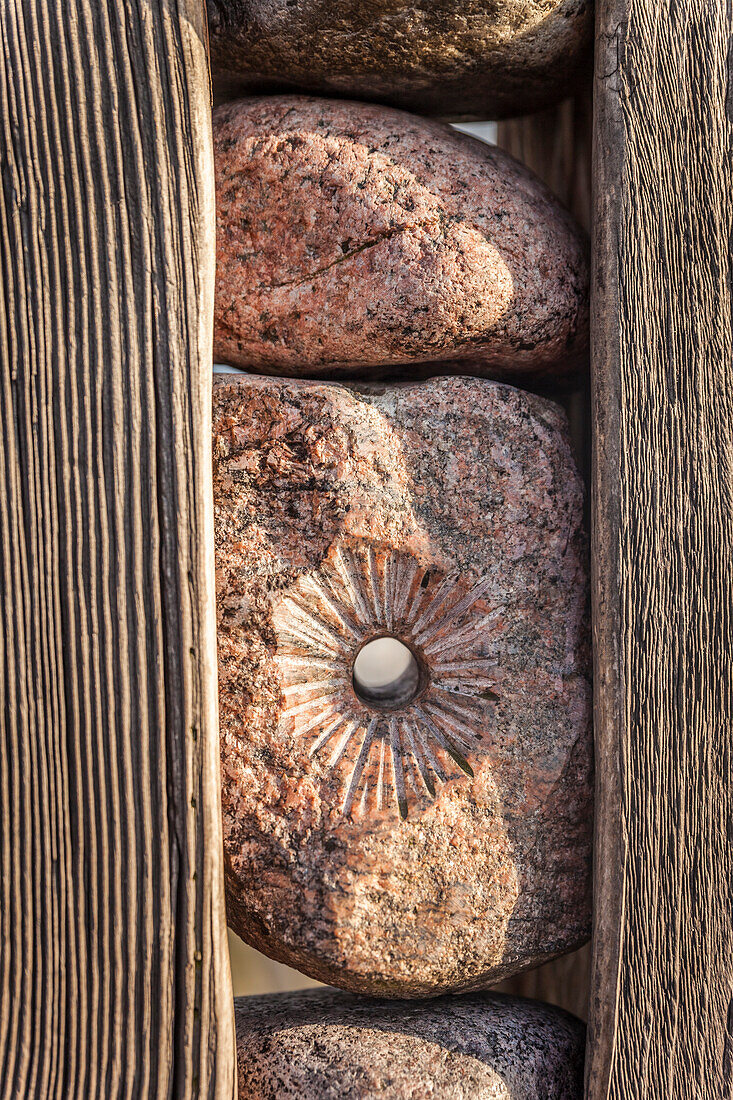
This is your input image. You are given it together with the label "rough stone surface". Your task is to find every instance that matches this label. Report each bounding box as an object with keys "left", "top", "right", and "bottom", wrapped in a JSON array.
[
  {"left": 213, "top": 97, "right": 589, "bottom": 381},
  {"left": 235, "top": 988, "right": 586, "bottom": 1099},
  {"left": 214, "top": 374, "right": 592, "bottom": 997},
  {"left": 207, "top": 1, "right": 592, "bottom": 122}
]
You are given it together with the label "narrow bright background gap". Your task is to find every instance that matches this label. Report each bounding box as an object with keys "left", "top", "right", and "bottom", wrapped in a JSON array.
[{"left": 352, "top": 636, "right": 414, "bottom": 690}]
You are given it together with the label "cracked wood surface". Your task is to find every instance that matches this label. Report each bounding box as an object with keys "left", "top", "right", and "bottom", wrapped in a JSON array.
[
  {"left": 589, "top": 1, "right": 733, "bottom": 1096},
  {"left": 0, "top": 2, "right": 235, "bottom": 1096}
]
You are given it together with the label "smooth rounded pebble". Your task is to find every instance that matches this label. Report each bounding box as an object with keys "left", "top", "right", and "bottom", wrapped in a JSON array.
[
  {"left": 213, "top": 97, "right": 589, "bottom": 382},
  {"left": 207, "top": 0, "right": 592, "bottom": 121},
  {"left": 235, "top": 988, "right": 586, "bottom": 1099},
  {"left": 214, "top": 374, "right": 592, "bottom": 997}
]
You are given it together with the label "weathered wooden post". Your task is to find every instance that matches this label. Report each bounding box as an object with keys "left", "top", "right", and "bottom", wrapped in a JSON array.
[
  {"left": 0, "top": 2, "right": 235, "bottom": 1096},
  {"left": 501, "top": 5, "right": 733, "bottom": 1093},
  {"left": 2, "top": 0, "right": 732, "bottom": 1095},
  {"left": 589, "top": 0, "right": 733, "bottom": 1096}
]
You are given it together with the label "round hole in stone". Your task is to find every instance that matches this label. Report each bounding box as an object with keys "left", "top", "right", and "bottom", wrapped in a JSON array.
[{"left": 352, "top": 636, "right": 422, "bottom": 711}]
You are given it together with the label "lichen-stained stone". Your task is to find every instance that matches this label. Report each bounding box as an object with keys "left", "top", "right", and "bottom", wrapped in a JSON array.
[
  {"left": 207, "top": 0, "right": 592, "bottom": 122},
  {"left": 214, "top": 373, "right": 592, "bottom": 997},
  {"left": 235, "top": 989, "right": 586, "bottom": 1099},
  {"left": 213, "top": 97, "right": 589, "bottom": 382}
]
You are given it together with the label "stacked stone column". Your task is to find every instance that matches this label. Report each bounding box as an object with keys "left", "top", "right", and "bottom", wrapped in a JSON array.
[{"left": 208, "top": 6, "right": 594, "bottom": 1096}]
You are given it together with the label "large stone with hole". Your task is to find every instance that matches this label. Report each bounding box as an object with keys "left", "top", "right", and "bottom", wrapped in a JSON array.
[
  {"left": 214, "top": 373, "right": 592, "bottom": 996},
  {"left": 235, "top": 989, "right": 586, "bottom": 1099},
  {"left": 207, "top": 1, "right": 592, "bottom": 122},
  {"left": 213, "top": 96, "right": 589, "bottom": 382}
]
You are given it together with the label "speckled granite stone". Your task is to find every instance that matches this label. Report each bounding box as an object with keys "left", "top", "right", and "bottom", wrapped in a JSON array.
[
  {"left": 234, "top": 989, "right": 586, "bottom": 1099},
  {"left": 213, "top": 97, "right": 589, "bottom": 382},
  {"left": 208, "top": 1, "right": 592, "bottom": 122},
  {"left": 214, "top": 374, "right": 592, "bottom": 997}
]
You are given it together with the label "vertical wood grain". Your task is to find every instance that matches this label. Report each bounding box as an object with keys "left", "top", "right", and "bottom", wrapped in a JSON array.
[
  {"left": 589, "top": 1, "right": 733, "bottom": 1096},
  {"left": 497, "top": 93, "right": 593, "bottom": 235},
  {"left": 0, "top": 1, "right": 235, "bottom": 1096},
  {"left": 496, "top": 96, "right": 593, "bottom": 1023}
]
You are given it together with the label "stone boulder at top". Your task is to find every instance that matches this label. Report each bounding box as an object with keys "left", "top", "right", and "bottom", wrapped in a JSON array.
[
  {"left": 235, "top": 989, "right": 586, "bottom": 1099},
  {"left": 214, "top": 373, "right": 592, "bottom": 997},
  {"left": 213, "top": 97, "right": 589, "bottom": 382},
  {"left": 207, "top": 0, "right": 592, "bottom": 121}
]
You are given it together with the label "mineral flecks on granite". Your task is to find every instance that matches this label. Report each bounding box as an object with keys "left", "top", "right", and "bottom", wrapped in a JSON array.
[
  {"left": 235, "top": 988, "right": 586, "bottom": 1099},
  {"left": 214, "top": 374, "right": 592, "bottom": 997},
  {"left": 207, "top": 0, "right": 592, "bottom": 122},
  {"left": 214, "top": 97, "right": 589, "bottom": 381}
]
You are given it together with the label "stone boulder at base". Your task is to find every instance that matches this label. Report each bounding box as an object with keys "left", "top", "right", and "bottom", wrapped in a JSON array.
[
  {"left": 213, "top": 97, "right": 589, "bottom": 382},
  {"left": 235, "top": 988, "right": 586, "bottom": 1099},
  {"left": 214, "top": 373, "right": 593, "bottom": 997},
  {"left": 207, "top": 0, "right": 592, "bottom": 121}
]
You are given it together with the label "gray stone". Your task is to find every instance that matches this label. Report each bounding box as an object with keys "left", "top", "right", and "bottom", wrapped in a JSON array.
[
  {"left": 235, "top": 988, "right": 586, "bottom": 1098},
  {"left": 208, "top": 0, "right": 593, "bottom": 121}
]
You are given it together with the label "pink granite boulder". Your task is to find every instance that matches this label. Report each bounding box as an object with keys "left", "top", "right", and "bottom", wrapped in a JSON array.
[
  {"left": 214, "top": 374, "right": 592, "bottom": 997},
  {"left": 235, "top": 989, "right": 586, "bottom": 1099},
  {"left": 213, "top": 97, "right": 589, "bottom": 382}
]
